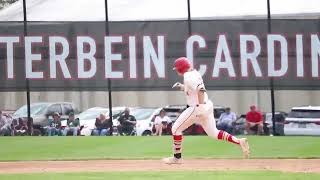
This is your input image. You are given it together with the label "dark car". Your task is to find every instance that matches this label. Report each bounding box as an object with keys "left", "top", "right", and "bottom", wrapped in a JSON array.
[
  {"left": 264, "top": 112, "right": 288, "bottom": 136},
  {"left": 13, "top": 102, "right": 79, "bottom": 135}
]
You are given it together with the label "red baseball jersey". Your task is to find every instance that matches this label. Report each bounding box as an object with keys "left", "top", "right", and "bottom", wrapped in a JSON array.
[{"left": 246, "top": 111, "right": 263, "bottom": 123}]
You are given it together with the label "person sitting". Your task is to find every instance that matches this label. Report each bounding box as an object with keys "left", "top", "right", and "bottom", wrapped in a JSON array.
[
  {"left": 118, "top": 108, "right": 136, "bottom": 136},
  {"left": 13, "top": 118, "right": 28, "bottom": 136},
  {"left": 92, "top": 113, "right": 111, "bottom": 136},
  {"left": 245, "top": 105, "right": 263, "bottom": 135},
  {"left": 47, "top": 112, "right": 62, "bottom": 136},
  {"left": 153, "top": 109, "right": 171, "bottom": 136},
  {"left": 63, "top": 112, "right": 80, "bottom": 136},
  {"left": 217, "top": 107, "right": 237, "bottom": 134},
  {"left": 0, "top": 111, "right": 12, "bottom": 136}
]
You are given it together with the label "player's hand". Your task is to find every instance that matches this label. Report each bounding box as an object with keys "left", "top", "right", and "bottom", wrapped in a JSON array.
[{"left": 172, "top": 82, "right": 183, "bottom": 89}]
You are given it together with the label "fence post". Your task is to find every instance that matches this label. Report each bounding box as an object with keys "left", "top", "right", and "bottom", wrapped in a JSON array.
[
  {"left": 267, "top": 0, "right": 276, "bottom": 135},
  {"left": 187, "top": 0, "right": 191, "bottom": 36},
  {"left": 22, "top": 0, "right": 32, "bottom": 136},
  {"left": 105, "top": 0, "right": 113, "bottom": 135}
]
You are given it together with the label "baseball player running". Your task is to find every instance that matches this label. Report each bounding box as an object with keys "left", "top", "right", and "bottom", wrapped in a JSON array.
[{"left": 163, "top": 57, "right": 250, "bottom": 164}]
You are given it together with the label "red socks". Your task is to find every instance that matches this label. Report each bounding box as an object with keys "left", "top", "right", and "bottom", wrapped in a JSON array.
[
  {"left": 217, "top": 130, "right": 240, "bottom": 145},
  {"left": 173, "top": 135, "right": 182, "bottom": 159},
  {"left": 172, "top": 131, "right": 239, "bottom": 159}
]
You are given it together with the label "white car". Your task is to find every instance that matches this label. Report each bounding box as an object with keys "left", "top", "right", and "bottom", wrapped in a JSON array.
[
  {"left": 129, "top": 107, "right": 162, "bottom": 136},
  {"left": 284, "top": 106, "right": 320, "bottom": 136},
  {"left": 74, "top": 107, "right": 126, "bottom": 136}
]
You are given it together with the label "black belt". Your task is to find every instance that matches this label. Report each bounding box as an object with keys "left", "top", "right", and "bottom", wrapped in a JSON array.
[{"left": 196, "top": 102, "right": 206, "bottom": 107}]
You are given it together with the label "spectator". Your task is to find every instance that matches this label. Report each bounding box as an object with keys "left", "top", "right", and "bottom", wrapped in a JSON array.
[
  {"left": 245, "top": 105, "right": 263, "bottom": 135},
  {"left": 92, "top": 113, "right": 111, "bottom": 136},
  {"left": 118, "top": 108, "right": 136, "bottom": 136},
  {"left": 14, "top": 118, "right": 28, "bottom": 136},
  {"left": 47, "top": 112, "right": 62, "bottom": 136},
  {"left": 154, "top": 109, "right": 171, "bottom": 136},
  {"left": 217, "top": 107, "right": 237, "bottom": 134},
  {"left": 0, "top": 111, "right": 11, "bottom": 136},
  {"left": 63, "top": 112, "right": 80, "bottom": 136}
]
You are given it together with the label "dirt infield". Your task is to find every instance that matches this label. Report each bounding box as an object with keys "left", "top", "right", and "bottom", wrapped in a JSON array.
[{"left": 0, "top": 159, "right": 320, "bottom": 174}]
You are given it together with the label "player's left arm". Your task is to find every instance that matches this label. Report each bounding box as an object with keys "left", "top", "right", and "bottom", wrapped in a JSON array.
[{"left": 197, "top": 83, "right": 206, "bottom": 104}]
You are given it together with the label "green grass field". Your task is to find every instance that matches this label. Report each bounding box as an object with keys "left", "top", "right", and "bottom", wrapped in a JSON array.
[
  {"left": 1, "top": 171, "right": 320, "bottom": 180},
  {"left": 0, "top": 136, "right": 319, "bottom": 161},
  {"left": 0, "top": 136, "right": 320, "bottom": 180}
]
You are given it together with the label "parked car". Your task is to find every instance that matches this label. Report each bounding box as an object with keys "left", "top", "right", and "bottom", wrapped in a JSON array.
[
  {"left": 264, "top": 112, "right": 287, "bottom": 136},
  {"left": 13, "top": 102, "right": 79, "bottom": 135},
  {"left": 76, "top": 106, "right": 127, "bottom": 136},
  {"left": 213, "top": 105, "right": 226, "bottom": 121},
  {"left": 119, "top": 107, "right": 162, "bottom": 136},
  {"left": 2, "top": 110, "right": 15, "bottom": 116},
  {"left": 163, "top": 105, "right": 187, "bottom": 122},
  {"left": 284, "top": 106, "right": 320, "bottom": 136}
]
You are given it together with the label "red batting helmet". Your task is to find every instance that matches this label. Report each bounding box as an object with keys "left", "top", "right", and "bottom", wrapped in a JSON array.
[{"left": 173, "top": 57, "right": 191, "bottom": 74}]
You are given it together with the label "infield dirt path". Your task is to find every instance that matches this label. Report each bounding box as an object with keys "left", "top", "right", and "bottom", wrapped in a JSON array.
[{"left": 0, "top": 159, "right": 319, "bottom": 174}]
